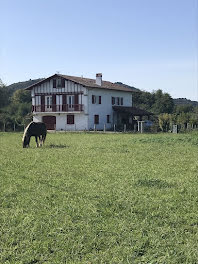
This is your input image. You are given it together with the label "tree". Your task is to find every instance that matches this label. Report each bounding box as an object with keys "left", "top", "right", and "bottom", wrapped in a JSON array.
[
  {"left": 0, "top": 79, "right": 10, "bottom": 109},
  {"left": 152, "top": 90, "right": 174, "bottom": 114},
  {"left": 0, "top": 88, "right": 32, "bottom": 131},
  {"left": 132, "top": 91, "right": 155, "bottom": 110},
  {"left": 174, "top": 104, "right": 194, "bottom": 114},
  {"left": 189, "top": 113, "right": 198, "bottom": 126},
  {"left": 11, "top": 89, "right": 31, "bottom": 104},
  {"left": 0, "top": 111, "right": 12, "bottom": 131},
  {"left": 177, "top": 112, "right": 190, "bottom": 127},
  {"left": 158, "top": 113, "right": 172, "bottom": 132},
  {"left": 133, "top": 89, "right": 174, "bottom": 115}
]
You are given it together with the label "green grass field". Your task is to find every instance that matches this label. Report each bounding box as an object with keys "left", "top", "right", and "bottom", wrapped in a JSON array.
[{"left": 0, "top": 132, "right": 198, "bottom": 264}]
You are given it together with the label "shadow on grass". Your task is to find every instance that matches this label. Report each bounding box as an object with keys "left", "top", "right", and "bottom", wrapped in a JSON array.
[
  {"left": 47, "top": 144, "right": 69, "bottom": 149},
  {"left": 136, "top": 178, "right": 175, "bottom": 189}
]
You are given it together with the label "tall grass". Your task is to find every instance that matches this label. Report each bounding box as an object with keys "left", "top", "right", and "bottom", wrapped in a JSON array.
[{"left": 0, "top": 132, "right": 198, "bottom": 263}]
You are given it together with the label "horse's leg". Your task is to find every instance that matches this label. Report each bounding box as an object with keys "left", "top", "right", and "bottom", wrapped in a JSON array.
[
  {"left": 40, "top": 135, "right": 44, "bottom": 147},
  {"left": 35, "top": 136, "right": 39, "bottom": 147},
  {"left": 42, "top": 134, "right": 46, "bottom": 146},
  {"left": 27, "top": 136, "right": 31, "bottom": 147},
  {"left": 40, "top": 135, "right": 44, "bottom": 146},
  {"left": 39, "top": 135, "right": 42, "bottom": 147}
]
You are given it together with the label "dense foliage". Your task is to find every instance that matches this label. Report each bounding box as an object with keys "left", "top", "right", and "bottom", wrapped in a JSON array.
[
  {"left": 133, "top": 89, "right": 174, "bottom": 114},
  {"left": 0, "top": 79, "right": 32, "bottom": 131},
  {"left": 132, "top": 89, "right": 198, "bottom": 131}
]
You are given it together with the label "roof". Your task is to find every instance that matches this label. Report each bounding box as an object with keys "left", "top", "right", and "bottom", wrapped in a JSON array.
[
  {"left": 113, "top": 106, "right": 154, "bottom": 116},
  {"left": 25, "top": 73, "right": 136, "bottom": 93}
]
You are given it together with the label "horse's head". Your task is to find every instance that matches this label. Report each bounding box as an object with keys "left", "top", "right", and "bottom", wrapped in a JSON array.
[{"left": 22, "top": 135, "right": 30, "bottom": 148}]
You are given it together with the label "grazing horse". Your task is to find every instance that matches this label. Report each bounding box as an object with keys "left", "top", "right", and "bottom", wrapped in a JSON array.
[{"left": 22, "top": 122, "right": 47, "bottom": 148}]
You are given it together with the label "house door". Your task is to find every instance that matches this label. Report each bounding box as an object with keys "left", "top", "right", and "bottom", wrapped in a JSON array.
[{"left": 43, "top": 116, "right": 56, "bottom": 130}]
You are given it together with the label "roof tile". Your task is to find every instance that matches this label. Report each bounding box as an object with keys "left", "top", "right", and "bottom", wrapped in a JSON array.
[{"left": 25, "top": 73, "right": 135, "bottom": 92}]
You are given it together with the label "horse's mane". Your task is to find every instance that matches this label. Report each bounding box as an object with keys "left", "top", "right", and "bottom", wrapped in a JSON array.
[{"left": 22, "top": 122, "right": 33, "bottom": 142}]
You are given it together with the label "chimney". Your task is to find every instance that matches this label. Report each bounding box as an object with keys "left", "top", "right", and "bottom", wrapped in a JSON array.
[{"left": 96, "top": 73, "right": 102, "bottom": 86}]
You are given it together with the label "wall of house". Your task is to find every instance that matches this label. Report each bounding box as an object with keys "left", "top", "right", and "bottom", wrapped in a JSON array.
[
  {"left": 31, "top": 79, "right": 87, "bottom": 111},
  {"left": 33, "top": 113, "right": 88, "bottom": 131},
  {"left": 33, "top": 115, "right": 42, "bottom": 123},
  {"left": 32, "top": 79, "right": 85, "bottom": 96},
  {"left": 88, "top": 88, "right": 132, "bottom": 130},
  {"left": 56, "top": 114, "right": 88, "bottom": 131}
]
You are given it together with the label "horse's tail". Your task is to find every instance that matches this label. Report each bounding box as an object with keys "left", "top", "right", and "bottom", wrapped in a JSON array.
[{"left": 22, "top": 122, "right": 32, "bottom": 145}]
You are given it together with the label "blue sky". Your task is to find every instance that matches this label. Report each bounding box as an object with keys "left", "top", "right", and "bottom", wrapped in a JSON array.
[{"left": 0, "top": 0, "right": 197, "bottom": 100}]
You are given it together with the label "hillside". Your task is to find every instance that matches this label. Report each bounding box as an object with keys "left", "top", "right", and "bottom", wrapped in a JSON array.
[
  {"left": 6, "top": 78, "right": 44, "bottom": 94},
  {"left": 115, "top": 82, "right": 140, "bottom": 92},
  {"left": 173, "top": 98, "right": 198, "bottom": 107}
]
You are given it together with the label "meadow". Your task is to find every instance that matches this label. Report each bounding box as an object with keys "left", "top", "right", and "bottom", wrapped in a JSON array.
[{"left": 0, "top": 131, "right": 198, "bottom": 264}]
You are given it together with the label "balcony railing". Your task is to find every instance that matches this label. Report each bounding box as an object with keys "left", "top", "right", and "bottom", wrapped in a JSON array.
[{"left": 32, "top": 104, "right": 84, "bottom": 112}]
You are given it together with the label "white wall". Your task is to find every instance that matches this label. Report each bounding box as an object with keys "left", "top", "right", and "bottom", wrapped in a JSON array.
[
  {"left": 33, "top": 113, "right": 88, "bottom": 131},
  {"left": 33, "top": 115, "right": 42, "bottom": 122},
  {"left": 56, "top": 114, "right": 88, "bottom": 131},
  {"left": 88, "top": 88, "right": 132, "bottom": 130}
]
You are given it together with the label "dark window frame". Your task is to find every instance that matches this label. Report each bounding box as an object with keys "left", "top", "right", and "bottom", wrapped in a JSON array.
[
  {"left": 92, "top": 95, "right": 96, "bottom": 104},
  {"left": 107, "top": 115, "right": 110, "bottom": 123},
  {"left": 112, "top": 97, "right": 115, "bottom": 105},
  {"left": 67, "top": 114, "right": 75, "bottom": 125},
  {"left": 57, "top": 78, "right": 62, "bottom": 88},
  {"left": 94, "top": 115, "right": 99, "bottom": 124},
  {"left": 61, "top": 78, "right": 65, "bottom": 88},
  {"left": 53, "top": 79, "right": 56, "bottom": 88}
]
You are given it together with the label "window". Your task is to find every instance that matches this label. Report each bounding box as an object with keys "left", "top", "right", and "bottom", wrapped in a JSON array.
[
  {"left": 57, "top": 78, "right": 61, "bottom": 88},
  {"left": 67, "top": 115, "right": 74, "bottom": 124},
  {"left": 112, "top": 97, "right": 115, "bottom": 105},
  {"left": 61, "top": 78, "right": 65, "bottom": 88},
  {"left": 94, "top": 115, "right": 99, "bottom": 124},
  {"left": 46, "top": 96, "right": 52, "bottom": 108},
  {"left": 35, "top": 95, "right": 41, "bottom": 105},
  {"left": 67, "top": 95, "right": 75, "bottom": 106},
  {"left": 112, "top": 96, "right": 123, "bottom": 106},
  {"left": 92, "top": 95, "right": 96, "bottom": 104},
  {"left": 53, "top": 78, "right": 65, "bottom": 88},
  {"left": 92, "top": 95, "right": 101, "bottom": 104},
  {"left": 56, "top": 95, "right": 62, "bottom": 111},
  {"left": 53, "top": 79, "right": 56, "bottom": 88},
  {"left": 107, "top": 115, "right": 110, "bottom": 123}
]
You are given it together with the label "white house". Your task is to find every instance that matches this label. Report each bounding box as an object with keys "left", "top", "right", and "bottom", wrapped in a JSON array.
[{"left": 26, "top": 73, "right": 151, "bottom": 131}]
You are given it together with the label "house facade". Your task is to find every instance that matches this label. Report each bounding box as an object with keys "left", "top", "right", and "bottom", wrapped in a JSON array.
[{"left": 26, "top": 73, "right": 135, "bottom": 131}]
